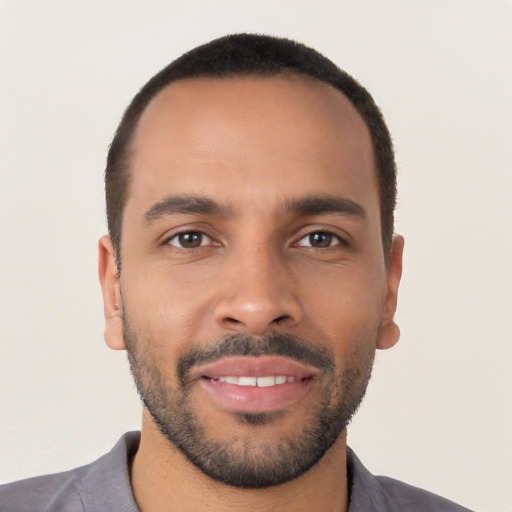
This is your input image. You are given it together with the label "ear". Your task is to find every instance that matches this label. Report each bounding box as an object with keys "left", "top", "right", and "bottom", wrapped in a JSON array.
[
  {"left": 377, "top": 234, "right": 404, "bottom": 350},
  {"left": 98, "top": 235, "right": 126, "bottom": 350}
]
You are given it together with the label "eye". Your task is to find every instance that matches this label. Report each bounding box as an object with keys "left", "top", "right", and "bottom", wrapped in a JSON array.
[
  {"left": 296, "top": 231, "right": 341, "bottom": 248},
  {"left": 168, "top": 231, "right": 212, "bottom": 249}
]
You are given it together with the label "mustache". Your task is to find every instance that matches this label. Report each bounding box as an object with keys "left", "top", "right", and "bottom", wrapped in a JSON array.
[{"left": 177, "top": 332, "right": 335, "bottom": 385}]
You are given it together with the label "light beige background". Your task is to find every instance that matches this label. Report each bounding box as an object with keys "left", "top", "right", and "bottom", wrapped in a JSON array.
[{"left": 0, "top": 1, "right": 510, "bottom": 510}]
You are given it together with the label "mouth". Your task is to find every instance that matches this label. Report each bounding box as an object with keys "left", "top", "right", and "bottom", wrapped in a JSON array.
[
  {"left": 211, "top": 375, "right": 297, "bottom": 386},
  {"left": 195, "top": 356, "right": 316, "bottom": 414}
]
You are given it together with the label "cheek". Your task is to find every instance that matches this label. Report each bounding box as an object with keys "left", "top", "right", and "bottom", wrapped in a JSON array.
[
  {"left": 120, "top": 266, "right": 216, "bottom": 351},
  {"left": 298, "top": 262, "right": 386, "bottom": 333}
]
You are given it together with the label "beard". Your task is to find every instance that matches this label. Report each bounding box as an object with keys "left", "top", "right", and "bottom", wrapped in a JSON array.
[{"left": 124, "top": 318, "right": 375, "bottom": 489}]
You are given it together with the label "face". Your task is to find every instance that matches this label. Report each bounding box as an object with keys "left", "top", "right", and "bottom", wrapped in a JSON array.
[{"left": 99, "top": 75, "right": 403, "bottom": 488}]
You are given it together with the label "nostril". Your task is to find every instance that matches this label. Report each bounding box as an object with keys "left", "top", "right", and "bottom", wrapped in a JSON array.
[
  {"left": 272, "top": 315, "right": 290, "bottom": 324},
  {"left": 225, "top": 317, "right": 241, "bottom": 324}
]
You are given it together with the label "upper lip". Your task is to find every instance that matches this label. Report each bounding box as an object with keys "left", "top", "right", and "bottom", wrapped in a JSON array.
[{"left": 194, "top": 355, "right": 317, "bottom": 381}]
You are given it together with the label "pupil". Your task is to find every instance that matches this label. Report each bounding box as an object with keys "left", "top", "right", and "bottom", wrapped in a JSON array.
[
  {"left": 310, "top": 233, "right": 331, "bottom": 247},
  {"left": 180, "top": 232, "right": 201, "bottom": 248}
]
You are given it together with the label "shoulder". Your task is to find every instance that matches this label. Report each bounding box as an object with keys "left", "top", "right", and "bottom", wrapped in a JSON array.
[
  {"left": 347, "top": 448, "right": 474, "bottom": 512},
  {"left": 375, "top": 475, "right": 474, "bottom": 511},
  {"left": 0, "top": 470, "right": 82, "bottom": 512},
  {"left": 0, "top": 432, "right": 140, "bottom": 512}
]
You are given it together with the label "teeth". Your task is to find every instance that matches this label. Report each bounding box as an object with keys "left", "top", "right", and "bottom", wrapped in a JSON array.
[
  {"left": 238, "top": 376, "right": 257, "bottom": 386},
  {"left": 257, "top": 376, "right": 275, "bottom": 387},
  {"left": 216, "top": 376, "right": 295, "bottom": 387}
]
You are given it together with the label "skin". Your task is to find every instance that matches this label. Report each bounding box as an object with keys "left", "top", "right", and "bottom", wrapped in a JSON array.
[{"left": 98, "top": 75, "right": 403, "bottom": 512}]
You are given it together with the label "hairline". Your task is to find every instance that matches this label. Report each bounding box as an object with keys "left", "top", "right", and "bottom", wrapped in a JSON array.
[
  {"left": 117, "top": 71, "right": 387, "bottom": 260},
  {"left": 106, "top": 34, "right": 396, "bottom": 269}
]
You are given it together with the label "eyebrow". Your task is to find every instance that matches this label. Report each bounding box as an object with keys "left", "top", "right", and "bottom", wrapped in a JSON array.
[
  {"left": 143, "top": 195, "right": 232, "bottom": 224},
  {"left": 284, "top": 194, "right": 367, "bottom": 220},
  {"left": 143, "top": 193, "right": 367, "bottom": 225}
]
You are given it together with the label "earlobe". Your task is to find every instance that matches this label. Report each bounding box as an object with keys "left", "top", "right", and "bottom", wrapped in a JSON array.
[
  {"left": 377, "top": 235, "right": 404, "bottom": 350},
  {"left": 98, "top": 235, "right": 126, "bottom": 351}
]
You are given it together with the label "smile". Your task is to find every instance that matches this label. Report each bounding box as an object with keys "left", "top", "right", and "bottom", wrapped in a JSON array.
[
  {"left": 194, "top": 356, "right": 316, "bottom": 413},
  {"left": 213, "top": 375, "right": 296, "bottom": 387}
]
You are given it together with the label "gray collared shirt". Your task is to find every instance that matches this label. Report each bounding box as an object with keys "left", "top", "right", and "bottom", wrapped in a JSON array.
[{"left": 0, "top": 432, "right": 473, "bottom": 511}]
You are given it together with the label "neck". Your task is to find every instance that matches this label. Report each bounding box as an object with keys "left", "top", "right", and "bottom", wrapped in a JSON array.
[{"left": 130, "top": 410, "right": 348, "bottom": 512}]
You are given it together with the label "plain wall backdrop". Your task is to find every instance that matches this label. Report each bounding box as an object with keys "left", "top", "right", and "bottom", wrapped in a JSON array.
[{"left": 0, "top": 1, "right": 510, "bottom": 510}]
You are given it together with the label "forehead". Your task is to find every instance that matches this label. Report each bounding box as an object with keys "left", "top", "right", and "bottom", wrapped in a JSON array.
[{"left": 126, "top": 75, "right": 377, "bottom": 220}]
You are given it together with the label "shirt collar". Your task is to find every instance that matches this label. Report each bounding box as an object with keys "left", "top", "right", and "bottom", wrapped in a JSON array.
[{"left": 72, "top": 432, "right": 385, "bottom": 512}]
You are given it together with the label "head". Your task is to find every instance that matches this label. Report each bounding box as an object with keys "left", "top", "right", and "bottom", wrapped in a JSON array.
[
  {"left": 105, "top": 33, "right": 396, "bottom": 269},
  {"left": 99, "top": 34, "right": 403, "bottom": 489}
]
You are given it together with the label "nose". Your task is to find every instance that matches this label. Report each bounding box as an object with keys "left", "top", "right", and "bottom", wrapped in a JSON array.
[{"left": 213, "top": 248, "right": 303, "bottom": 335}]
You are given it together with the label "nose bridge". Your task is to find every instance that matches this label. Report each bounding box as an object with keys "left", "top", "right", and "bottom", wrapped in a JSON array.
[{"left": 214, "top": 237, "right": 302, "bottom": 334}]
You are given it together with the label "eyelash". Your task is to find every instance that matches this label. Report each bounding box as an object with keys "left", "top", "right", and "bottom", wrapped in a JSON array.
[
  {"left": 294, "top": 230, "right": 345, "bottom": 249},
  {"left": 165, "top": 228, "right": 347, "bottom": 250},
  {"left": 166, "top": 231, "right": 216, "bottom": 249}
]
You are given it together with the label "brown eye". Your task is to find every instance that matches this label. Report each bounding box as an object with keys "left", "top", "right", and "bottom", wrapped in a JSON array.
[
  {"left": 309, "top": 233, "right": 332, "bottom": 247},
  {"left": 169, "top": 232, "right": 210, "bottom": 249},
  {"left": 297, "top": 231, "right": 340, "bottom": 248}
]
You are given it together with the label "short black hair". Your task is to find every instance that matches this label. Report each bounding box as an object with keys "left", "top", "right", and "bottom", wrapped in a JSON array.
[{"left": 106, "top": 33, "right": 396, "bottom": 266}]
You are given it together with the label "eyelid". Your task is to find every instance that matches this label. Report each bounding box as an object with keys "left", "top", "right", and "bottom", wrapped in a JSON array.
[
  {"left": 161, "top": 224, "right": 222, "bottom": 249},
  {"left": 293, "top": 226, "right": 350, "bottom": 248},
  {"left": 167, "top": 231, "right": 212, "bottom": 248}
]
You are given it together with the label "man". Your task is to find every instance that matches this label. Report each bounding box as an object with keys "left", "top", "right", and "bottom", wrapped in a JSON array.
[{"left": 0, "top": 34, "right": 471, "bottom": 511}]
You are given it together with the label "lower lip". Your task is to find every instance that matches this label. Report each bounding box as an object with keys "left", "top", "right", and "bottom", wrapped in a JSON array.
[{"left": 199, "top": 377, "right": 311, "bottom": 413}]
